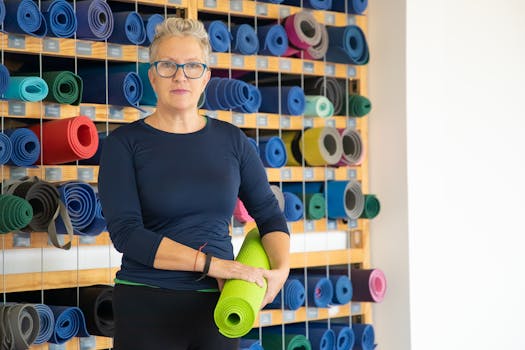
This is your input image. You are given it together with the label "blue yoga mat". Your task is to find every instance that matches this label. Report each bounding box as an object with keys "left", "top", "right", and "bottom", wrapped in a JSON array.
[
  {"left": 309, "top": 322, "right": 354, "bottom": 350},
  {"left": 109, "top": 11, "right": 146, "bottom": 45},
  {"left": 204, "top": 20, "right": 231, "bottom": 53},
  {"left": 0, "top": 132, "right": 12, "bottom": 165},
  {"left": 239, "top": 339, "right": 264, "bottom": 350},
  {"left": 4, "top": 128, "right": 40, "bottom": 167},
  {"left": 331, "top": 0, "right": 368, "bottom": 14},
  {"left": 326, "top": 25, "right": 369, "bottom": 65},
  {"left": 75, "top": 0, "right": 114, "bottom": 40},
  {"left": 4, "top": 76, "right": 49, "bottom": 102},
  {"left": 0, "top": 1, "right": 5, "bottom": 26},
  {"left": 48, "top": 306, "right": 90, "bottom": 344},
  {"left": 79, "top": 70, "right": 143, "bottom": 108},
  {"left": 283, "top": 0, "right": 332, "bottom": 10},
  {"left": 55, "top": 181, "right": 106, "bottom": 236},
  {"left": 326, "top": 180, "right": 364, "bottom": 220},
  {"left": 203, "top": 78, "right": 228, "bottom": 110},
  {"left": 264, "top": 324, "right": 334, "bottom": 350},
  {"left": 259, "top": 86, "right": 305, "bottom": 116},
  {"left": 33, "top": 304, "right": 55, "bottom": 345},
  {"left": 107, "top": 63, "right": 155, "bottom": 106},
  {"left": 233, "top": 84, "right": 261, "bottom": 113},
  {"left": 258, "top": 136, "right": 287, "bottom": 168},
  {"left": 352, "top": 323, "right": 374, "bottom": 350},
  {"left": 307, "top": 276, "right": 333, "bottom": 307},
  {"left": 283, "top": 192, "right": 303, "bottom": 222},
  {"left": 231, "top": 24, "right": 259, "bottom": 55},
  {"left": 143, "top": 13, "right": 164, "bottom": 45},
  {"left": 266, "top": 278, "right": 305, "bottom": 310},
  {"left": 331, "top": 274, "right": 353, "bottom": 305},
  {"left": 41, "top": 0, "right": 77, "bottom": 38},
  {"left": 0, "top": 64, "right": 9, "bottom": 96},
  {"left": 257, "top": 24, "right": 288, "bottom": 56},
  {"left": 3, "top": 0, "right": 47, "bottom": 37}
]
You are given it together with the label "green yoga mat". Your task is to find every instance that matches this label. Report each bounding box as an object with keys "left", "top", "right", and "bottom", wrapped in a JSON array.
[
  {"left": 345, "top": 94, "right": 372, "bottom": 117},
  {"left": 247, "top": 332, "right": 312, "bottom": 350},
  {"left": 305, "top": 193, "right": 325, "bottom": 220},
  {"left": 42, "top": 71, "right": 83, "bottom": 105},
  {"left": 360, "top": 194, "right": 381, "bottom": 219},
  {"left": 304, "top": 95, "right": 334, "bottom": 118},
  {"left": 0, "top": 194, "right": 33, "bottom": 234},
  {"left": 214, "top": 228, "right": 270, "bottom": 338}
]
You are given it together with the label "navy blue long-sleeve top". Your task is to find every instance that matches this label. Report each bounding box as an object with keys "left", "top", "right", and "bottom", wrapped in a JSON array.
[{"left": 98, "top": 117, "right": 289, "bottom": 290}]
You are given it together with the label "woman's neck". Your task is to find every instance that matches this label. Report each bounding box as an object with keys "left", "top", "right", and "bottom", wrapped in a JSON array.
[{"left": 146, "top": 109, "right": 205, "bottom": 134}]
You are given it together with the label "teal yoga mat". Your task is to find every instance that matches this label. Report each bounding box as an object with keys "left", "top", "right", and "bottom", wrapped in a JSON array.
[
  {"left": 214, "top": 228, "right": 270, "bottom": 338},
  {"left": 5, "top": 76, "right": 49, "bottom": 102}
]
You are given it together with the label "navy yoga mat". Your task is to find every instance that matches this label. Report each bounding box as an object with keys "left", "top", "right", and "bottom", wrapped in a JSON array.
[
  {"left": 109, "top": 11, "right": 146, "bottom": 45},
  {"left": 0, "top": 64, "right": 10, "bottom": 96},
  {"left": 0, "top": 132, "right": 12, "bottom": 165},
  {"left": 4, "top": 128, "right": 40, "bottom": 167},
  {"left": 231, "top": 24, "right": 259, "bottom": 55},
  {"left": 331, "top": 0, "right": 368, "bottom": 14},
  {"left": 33, "top": 304, "right": 55, "bottom": 345},
  {"left": 283, "top": 0, "right": 332, "bottom": 10},
  {"left": 265, "top": 278, "right": 305, "bottom": 310},
  {"left": 257, "top": 24, "right": 288, "bottom": 56},
  {"left": 75, "top": 0, "right": 114, "bottom": 41},
  {"left": 41, "top": 0, "right": 77, "bottom": 38},
  {"left": 258, "top": 136, "right": 287, "bottom": 168},
  {"left": 48, "top": 306, "right": 90, "bottom": 344},
  {"left": 326, "top": 25, "right": 369, "bottom": 65},
  {"left": 205, "top": 20, "right": 231, "bottom": 53},
  {"left": 143, "top": 13, "right": 164, "bottom": 45},
  {"left": 239, "top": 339, "right": 264, "bottom": 350},
  {"left": 352, "top": 323, "right": 375, "bottom": 350},
  {"left": 259, "top": 86, "right": 305, "bottom": 115},
  {"left": 3, "top": 0, "right": 47, "bottom": 37},
  {"left": 79, "top": 70, "right": 143, "bottom": 108}
]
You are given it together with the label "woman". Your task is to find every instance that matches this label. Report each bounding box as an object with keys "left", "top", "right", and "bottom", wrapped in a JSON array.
[{"left": 98, "top": 18, "right": 290, "bottom": 349}]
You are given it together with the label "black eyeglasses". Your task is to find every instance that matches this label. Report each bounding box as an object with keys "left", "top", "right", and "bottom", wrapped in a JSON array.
[{"left": 151, "top": 61, "right": 208, "bottom": 79}]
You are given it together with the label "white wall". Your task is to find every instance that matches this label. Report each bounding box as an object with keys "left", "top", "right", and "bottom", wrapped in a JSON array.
[{"left": 369, "top": 1, "right": 525, "bottom": 349}]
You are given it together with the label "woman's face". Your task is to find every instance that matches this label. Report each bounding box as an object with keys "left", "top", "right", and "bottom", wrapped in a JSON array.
[{"left": 148, "top": 35, "right": 210, "bottom": 113}]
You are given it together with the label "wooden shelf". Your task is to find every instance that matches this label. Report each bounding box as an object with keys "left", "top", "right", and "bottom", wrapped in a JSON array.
[
  {"left": 290, "top": 249, "right": 362, "bottom": 268},
  {"left": 1, "top": 232, "right": 110, "bottom": 249},
  {"left": 30, "top": 336, "right": 112, "bottom": 350}
]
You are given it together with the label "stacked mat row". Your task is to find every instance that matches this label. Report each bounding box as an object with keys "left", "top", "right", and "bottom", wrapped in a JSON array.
[
  {"left": 204, "top": 11, "right": 369, "bottom": 65},
  {"left": 2, "top": 177, "right": 106, "bottom": 249},
  {"left": 259, "top": 0, "right": 369, "bottom": 14},
  {"left": 239, "top": 322, "right": 375, "bottom": 350},
  {"left": 0, "top": 116, "right": 99, "bottom": 166},
  {"left": 0, "top": 0, "right": 164, "bottom": 45},
  {"left": 3, "top": 284, "right": 114, "bottom": 346}
]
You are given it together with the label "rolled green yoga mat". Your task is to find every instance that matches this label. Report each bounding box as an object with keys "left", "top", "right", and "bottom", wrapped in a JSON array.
[
  {"left": 304, "top": 193, "right": 325, "bottom": 220},
  {"left": 214, "top": 228, "right": 270, "bottom": 338},
  {"left": 0, "top": 194, "right": 33, "bottom": 234},
  {"left": 345, "top": 94, "right": 371, "bottom": 117},
  {"left": 41, "top": 71, "right": 83, "bottom": 105},
  {"left": 255, "top": 333, "right": 312, "bottom": 350},
  {"left": 360, "top": 194, "right": 380, "bottom": 219},
  {"left": 304, "top": 95, "right": 334, "bottom": 118}
]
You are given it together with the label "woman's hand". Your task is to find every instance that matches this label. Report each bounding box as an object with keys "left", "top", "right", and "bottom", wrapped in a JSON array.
[
  {"left": 208, "top": 258, "right": 266, "bottom": 288},
  {"left": 260, "top": 267, "right": 289, "bottom": 309}
]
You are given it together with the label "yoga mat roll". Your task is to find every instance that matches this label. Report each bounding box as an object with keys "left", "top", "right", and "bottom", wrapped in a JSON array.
[
  {"left": 331, "top": 0, "right": 368, "bottom": 14},
  {"left": 345, "top": 94, "right": 372, "bottom": 117},
  {"left": 307, "top": 276, "right": 333, "bottom": 307},
  {"left": 4, "top": 128, "right": 40, "bottom": 167},
  {"left": 304, "top": 23, "right": 329, "bottom": 60},
  {"left": 257, "top": 24, "right": 289, "bottom": 57},
  {"left": 3, "top": 0, "right": 47, "bottom": 37},
  {"left": 42, "top": 0, "right": 77, "bottom": 38},
  {"left": 259, "top": 86, "right": 305, "bottom": 116},
  {"left": 0, "top": 0, "right": 5, "bottom": 25},
  {"left": 326, "top": 180, "right": 364, "bottom": 220},
  {"left": 110, "top": 63, "right": 155, "bottom": 106},
  {"left": 0, "top": 194, "right": 33, "bottom": 234},
  {"left": 48, "top": 306, "right": 90, "bottom": 344},
  {"left": 303, "top": 77, "right": 345, "bottom": 116},
  {"left": 332, "top": 325, "right": 355, "bottom": 350},
  {"left": 0, "top": 63, "right": 10, "bottom": 96},
  {"left": 301, "top": 127, "right": 343, "bottom": 166},
  {"left": 233, "top": 198, "right": 254, "bottom": 224},
  {"left": 262, "top": 332, "right": 312, "bottom": 350},
  {"left": 281, "top": 131, "right": 302, "bottom": 166},
  {"left": 283, "top": 192, "right": 303, "bottom": 222},
  {"left": 79, "top": 70, "right": 143, "bottom": 108},
  {"left": 233, "top": 84, "right": 261, "bottom": 113},
  {"left": 331, "top": 274, "right": 353, "bottom": 305},
  {"left": 4, "top": 76, "right": 49, "bottom": 102},
  {"left": 304, "top": 193, "right": 325, "bottom": 220},
  {"left": 283, "top": 0, "right": 332, "bottom": 10},
  {"left": 205, "top": 20, "right": 231, "bottom": 53},
  {"left": 239, "top": 339, "right": 264, "bottom": 350},
  {"left": 109, "top": 11, "right": 146, "bottom": 45},
  {"left": 40, "top": 71, "right": 83, "bottom": 105},
  {"left": 0, "top": 303, "right": 40, "bottom": 349},
  {"left": 33, "top": 303, "right": 55, "bottom": 344},
  {"left": 75, "top": 0, "right": 114, "bottom": 40},
  {"left": 326, "top": 25, "right": 369, "bottom": 65},
  {"left": 351, "top": 269, "right": 386, "bottom": 303},
  {"left": 283, "top": 11, "right": 322, "bottom": 50},
  {"left": 352, "top": 323, "right": 375, "bottom": 350},
  {"left": 275, "top": 324, "right": 335, "bottom": 350},
  {"left": 337, "top": 128, "right": 364, "bottom": 166},
  {"left": 0, "top": 132, "right": 13, "bottom": 165},
  {"left": 231, "top": 24, "right": 259, "bottom": 55},
  {"left": 265, "top": 279, "right": 305, "bottom": 310},
  {"left": 258, "top": 136, "right": 287, "bottom": 168},
  {"left": 360, "top": 194, "right": 380, "bottom": 219},
  {"left": 29, "top": 116, "right": 99, "bottom": 165},
  {"left": 214, "top": 228, "right": 270, "bottom": 338},
  {"left": 304, "top": 96, "right": 334, "bottom": 118},
  {"left": 270, "top": 185, "right": 285, "bottom": 212},
  {"left": 143, "top": 13, "right": 164, "bottom": 45}
]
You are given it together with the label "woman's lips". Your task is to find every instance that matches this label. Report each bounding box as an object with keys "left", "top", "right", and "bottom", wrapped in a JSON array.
[{"left": 171, "top": 89, "right": 189, "bottom": 94}]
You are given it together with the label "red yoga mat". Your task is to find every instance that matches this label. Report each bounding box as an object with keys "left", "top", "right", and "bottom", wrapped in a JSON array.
[{"left": 29, "top": 116, "right": 99, "bottom": 165}]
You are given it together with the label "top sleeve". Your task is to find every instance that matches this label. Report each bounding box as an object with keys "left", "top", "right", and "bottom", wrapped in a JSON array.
[
  {"left": 237, "top": 134, "right": 290, "bottom": 236},
  {"left": 98, "top": 133, "right": 163, "bottom": 267}
]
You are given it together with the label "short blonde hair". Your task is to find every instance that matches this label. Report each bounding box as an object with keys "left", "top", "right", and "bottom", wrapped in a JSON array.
[{"left": 149, "top": 17, "right": 211, "bottom": 65}]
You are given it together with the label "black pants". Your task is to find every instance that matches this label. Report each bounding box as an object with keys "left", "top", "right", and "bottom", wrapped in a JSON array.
[{"left": 112, "top": 284, "right": 239, "bottom": 350}]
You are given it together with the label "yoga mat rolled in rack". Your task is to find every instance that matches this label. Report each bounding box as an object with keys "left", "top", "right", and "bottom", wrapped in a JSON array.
[
  {"left": 265, "top": 323, "right": 335, "bottom": 350},
  {"left": 0, "top": 303, "right": 40, "bottom": 349},
  {"left": 257, "top": 24, "right": 289, "bottom": 56},
  {"left": 360, "top": 194, "right": 380, "bottom": 219},
  {"left": 231, "top": 24, "right": 259, "bottom": 55},
  {"left": 48, "top": 306, "right": 90, "bottom": 344},
  {"left": 41, "top": 0, "right": 77, "bottom": 38},
  {"left": 352, "top": 323, "right": 375, "bottom": 350},
  {"left": 4, "top": 128, "right": 40, "bottom": 167},
  {"left": 109, "top": 11, "right": 146, "bottom": 45},
  {"left": 214, "top": 228, "right": 270, "bottom": 338},
  {"left": 258, "top": 136, "right": 287, "bottom": 168},
  {"left": 281, "top": 131, "right": 302, "bottom": 166},
  {"left": 38, "top": 71, "right": 83, "bottom": 105},
  {"left": 326, "top": 25, "right": 369, "bottom": 65},
  {"left": 0, "top": 63, "right": 10, "bottom": 96},
  {"left": 330, "top": 274, "right": 353, "bottom": 305},
  {"left": 270, "top": 184, "right": 285, "bottom": 212},
  {"left": 325, "top": 180, "right": 364, "bottom": 220},
  {"left": 29, "top": 116, "right": 99, "bottom": 165},
  {"left": 33, "top": 303, "right": 55, "bottom": 344},
  {"left": 331, "top": 0, "right": 368, "bottom": 14},
  {"left": 345, "top": 94, "right": 372, "bottom": 117},
  {"left": 75, "top": 0, "right": 114, "bottom": 41},
  {"left": 300, "top": 127, "right": 343, "bottom": 166},
  {"left": 239, "top": 338, "right": 264, "bottom": 350},
  {"left": 351, "top": 268, "right": 386, "bottom": 302},
  {"left": 110, "top": 63, "right": 156, "bottom": 106},
  {"left": 204, "top": 20, "right": 231, "bottom": 53},
  {"left": 265, "top": 278, "right": 305, "bottom": 310},
  {"left": 283, "top": 192, "right": 304, "bottom": 222},
  {"left": 0, "top": 132, "right": 13, "bottom": 165},
  {"left": 3, "top": 0, "right": 47, "bottom": 37},
  {"left": 283, "top": 11, "right": 322, "bottom": 51},
  {"left": 290, "top": 273, "right": 333, "bottom": 307},
  {"left": 303, "top": 23, "right": 329, "bottom": 60},
  {"left": 0, "top": 0, "right": 5, "bottom": 26},
  {"left": 307, "top": 322, "right": 354, "bottom": 350},
  {"left": 143, "top": 13, "right": 164, "bottom": 45},
  {"left": 259, "top": 86, "right": 305, "bottom": 116},
  {"left": 283, "top": 0, "right": 333, "bottom": 10},
  {"left": 0, "top": 194, "right": 33, "bottom": 234},
  {"left": 304, "top": 193, "right": 325, "bottom": 220},
  {"left": 250, "top": 332, "right": 312, "bottom": 350},
  {"left": 4, "top": 76, "right": 49, "bottom": 102},
  {"left": 337, "top": 128, "right": 364, "bottom": 166},
  {"left": 304, "top": 96, "right": 334, "bottom": 118}
]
